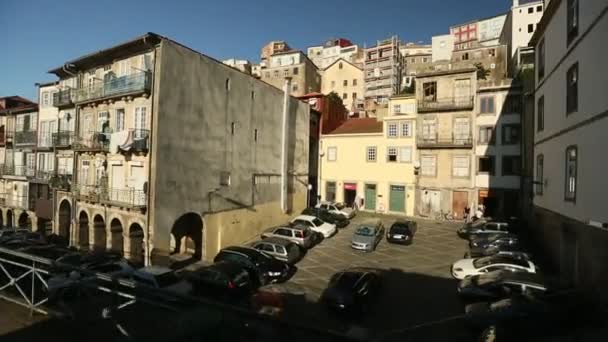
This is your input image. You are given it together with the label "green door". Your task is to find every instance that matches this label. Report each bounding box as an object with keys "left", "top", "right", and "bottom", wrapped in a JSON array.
[
  {"left": 364, "top": 184, "right": 376, "bottom": 210},
  {"left": 389, "top": 185, "right": 406, "bottom": 213}
]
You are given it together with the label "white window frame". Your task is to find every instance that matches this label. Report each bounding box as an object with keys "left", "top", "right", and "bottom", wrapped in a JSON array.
[
  {"left": 366, "top": 146, "right": 377, "bottom": 162},
  {"left": 452, "top": 155, "right": 470, "bottom": 178},
  {"left": 399, "top": 147, "right": 412, "bottom": 163},
  {"left": 327, "top": 147, "right": 337, "bottom": 162},
  {"left": 420, "top": 155, "right": 437, "bottom": 177},
  {"left": 115, "top": 108, "right": 125, "bottom": 132},
  {"left": 400, "top": 121, "right": 412, "bottom": 137},
  {"left": 387, "top": 123, "right": 398, "bottom": 138},
  {"left": 387, "top": 147, "right": 398, "bottom": 163}
]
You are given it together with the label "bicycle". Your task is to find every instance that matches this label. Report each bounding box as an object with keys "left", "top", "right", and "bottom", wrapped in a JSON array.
[{"left": 434, "top": 210, "right": 454, "bottom": 221}]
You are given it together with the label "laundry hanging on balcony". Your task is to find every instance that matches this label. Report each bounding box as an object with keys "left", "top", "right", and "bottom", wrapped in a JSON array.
[{"left": 110, "top": 130, "right": 133, "bottom": 153}]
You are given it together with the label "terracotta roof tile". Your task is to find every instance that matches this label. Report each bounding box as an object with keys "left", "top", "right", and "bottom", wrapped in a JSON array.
[{"left": 326, "top": 118, "right": 383, "bottom": 135}]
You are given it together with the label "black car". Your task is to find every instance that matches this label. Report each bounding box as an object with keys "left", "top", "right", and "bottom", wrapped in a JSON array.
[
  {"left": 469, "top": 234, "right": 518, "bottom": 249},
  {"left": 301, "top": 208, "right": 349, "bottom": 228},
  {"left": 320, "top": 267, "right": 381, "bottom": 314},
  {"left": 466, "top": 243, "right": 529, "bottom": 259},
  {"left": 214, "top": 246, "right": 290, "bottom": 285},
  {"left": 187, "top": 261, "right": 255, "bottom": 300},
  {"left": 458, "top": 271, "right": 547, "bottom": 302},
  {"left": 386, "top": 220, "right": 417, "bottom": 245},
  {"left": 458, "top": 221, "right": 511, "bottom": 239}
]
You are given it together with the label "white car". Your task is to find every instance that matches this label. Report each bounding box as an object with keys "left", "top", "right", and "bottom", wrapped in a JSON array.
[
  {"left": 451, "top": 255, "right": 536, "bottom": 280},
  {"left": 315, "top": 201, "right": 356, "bottom": 219},
  {"left": 290, "top": 215, "right": 337, "bottom": 238}
]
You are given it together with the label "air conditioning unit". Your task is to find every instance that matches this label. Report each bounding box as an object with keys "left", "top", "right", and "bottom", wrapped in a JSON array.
[{"left": 491, "top": 63, "right": 496, "bottom": 69}]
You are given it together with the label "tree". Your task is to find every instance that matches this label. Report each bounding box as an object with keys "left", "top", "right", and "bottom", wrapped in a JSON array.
[
  {"left": 327, "top": 91, "right": 344, "bottom": 106},
  {"left": 475, "top": 63, "right": 490, "bottom": 80}
]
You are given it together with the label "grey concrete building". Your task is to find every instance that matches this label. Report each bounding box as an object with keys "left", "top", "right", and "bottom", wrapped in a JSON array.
[
  {"left": 260, "top": 50, "right": 321, "bottom": 96},
  {"left": 364, "top": 36, "right": 402, "bottom": 114}
]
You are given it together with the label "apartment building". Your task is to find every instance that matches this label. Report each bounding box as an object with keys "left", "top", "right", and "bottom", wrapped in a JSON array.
[
  {"left": 260, "top": 50, "right": 321, "bottom": 96},
  {"left": 451, "top": 20, "right": 479, "bottom": 51},
  {"left": 400, "top": 43, "right": 433, "bottom": 91},
  {"left": 364, "top": 36, "right": 402, "bottom": 114},
  {"left": 47, "top": 33, "right": 312, "bottom": 265},
  {"left": 432, "top": 34, "right": 454, "bottom": 62},
  {"left": 452, "top": 44, "right": 509, "bottom": 82},
  {"left": 475, "top": 79, "right": 522, "bottom": 219},
  {"left": 320, "top": 104, "right": 417, "bottom": 215},
  {"left": 307, "top": 38, "right": 362, "bottom": 70},
  {"left": 530, "top": 0, "right": 608, "bottom": 298},
  {"left": 222, "top": 59, "right": 252, "bottom": 74},
  {"left": 321, "top": 58, "right": 364, "bottom": 114},
  {"left": 260, "top": 40, "right": 291, "bottom": 61},
  {"left": 500, "top": 0, "right": 544, "bottom": 62},
  {"left": 414, "top": 68, "right": 477, "bottom": 219},
  {"left": 0, "top": 96, "right": 38, "bottom": 230},
  {"left": 478, "top": 14, "right": 508, "bottom": 46}
]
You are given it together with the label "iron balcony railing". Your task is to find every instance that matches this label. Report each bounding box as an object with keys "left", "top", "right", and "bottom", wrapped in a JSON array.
[
  {"left": 1, "top": 165, "right": 36, "bottom": 177},
  {"left": 127, "top": 129, "right": 150, "bottom": 152},
  {"left": 37, "top": 132, "right": 53, "bottom": 148},
  {"left": 74, "top": 130, "right": 111, "bottom": 152},
  {"left": 49, "top": 173, "right": 72, "bottom": 191},
  {"left": 0, "top": 194, "right": 29, "bottom": 209},
  {"left": 74, "top": 184, "right": 146, "bottom": 208},
  {"left": 35, "top": 169, "right": 54, "bottom": 180},
  {"left": 14, "top": 130, "right": 37, "bottom": 145},
  {"left": 417, "top": 96, "right": 475, "bottom": 113},
  {"left": 52, "top": 89, "right": 73, "bottom": 107},
  {"left": 417, "top": 133, "right": 473, "bottom": 148},
  {"left": 52, "top": 130, "right": 75, "bottom": 147},
  {"left": 73, "top": 72, "right": 151, "bottom": 104}
]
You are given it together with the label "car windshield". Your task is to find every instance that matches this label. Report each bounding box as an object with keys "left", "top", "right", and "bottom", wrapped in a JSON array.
[
  {"left": 332, "top": 272, "right": 361, "bottom": 289},
  {"left": 355, "top": 226, "right": 375, "bottom": 237},
  {"left": 390, "top": 224, "right": 409, "bottom": 234},
  {"left": 312, "top": 218, "right": 324, "bottom": 226},
  {"left": 473, "top": 272, "right": 504, "bottom": 286}
]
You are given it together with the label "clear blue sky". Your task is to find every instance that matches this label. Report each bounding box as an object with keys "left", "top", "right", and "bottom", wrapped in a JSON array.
[{"left": 0, "top": 0, "right": 509, "bottom": 100}]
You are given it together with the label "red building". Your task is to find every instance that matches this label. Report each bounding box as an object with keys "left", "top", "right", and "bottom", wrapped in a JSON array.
[
  {"left": 451, "top": 21, "right": 478, "bottom": 50},
  {"left": 323, "top": 38, "right": 354, "bottom": 48},
  {"left": 297, "top": 92, "right": 348, "bottom": 135}
]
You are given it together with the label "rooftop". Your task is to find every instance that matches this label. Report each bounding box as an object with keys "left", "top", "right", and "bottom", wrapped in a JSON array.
[{"left": 326, "top": 118, "right": 383, "bottom": 135}]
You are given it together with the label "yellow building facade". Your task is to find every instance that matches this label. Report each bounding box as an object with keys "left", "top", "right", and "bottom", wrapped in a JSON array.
[
  {"left": 319, "top": 95, "right": 417, "bottom": 215},
  {"left": 321, "top": 58, "right": 364, "bottom": 113}
]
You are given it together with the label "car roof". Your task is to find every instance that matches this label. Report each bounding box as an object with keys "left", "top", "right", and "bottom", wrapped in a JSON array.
[
  {"left": 221, "top": 246, "right": 260, "bottom": 257},
  {"left": 294, "top": 215, "right": 315, "bottom": 220},
  {"left": 258, "top": 237, "right": 293, "bottom": 246},
  {"left": 199, "top": 261, "right": 247, "bottom": 276},
  {"left": 138, "top": 265, "right": 173, "bottom": 275}
]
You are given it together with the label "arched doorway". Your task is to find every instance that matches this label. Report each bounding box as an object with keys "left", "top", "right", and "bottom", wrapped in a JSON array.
[
  {"left": 18, "top": 212, "right": 31, "bottom": 229},
  {"left": 0, "top": 210, "right": 3, "bottom": 228},
  {"left": 79, "top": 211, "right": 89, "bottom": 250},
  {"left": 128, "top": 223, "right": 144, "bottom": 266},
  {"left": 58, "top": 200, "right": 71, "bottom": 240},
  {"left": 170, "top": 213, "right": 203, "bottom": 259},
  {"left": 110, "top": 218, "right": 124, "bottom": 255},
  {"left": 6, "top": 210, "right": 13, "bottom": 228},
  {"left": 93, "top": 215, "right": 106, "bottom": 252}
]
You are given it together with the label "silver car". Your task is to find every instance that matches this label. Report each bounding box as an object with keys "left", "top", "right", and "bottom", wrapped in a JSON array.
[
  {"left": 251, "top": 237, "right": 301, "bottom": 264},
  {"left": 351, "top": 220, "right": 385, "bottom": 252},
  {"left": 261, "top": 226, "right": 313, "bottom": 249}
]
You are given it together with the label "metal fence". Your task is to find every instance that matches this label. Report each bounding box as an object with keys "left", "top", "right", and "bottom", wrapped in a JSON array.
[
  {"left": 74, "top": 185, "right": 146, "bottom": 208},
  {"left": 73, "top": 72, "right": 151, "bottom": 103},
  {"left": 52, "top": 130, "right": 75, "bottom": 147},
  {"left": 74, "top": 131, "right": 111, "bottom": 151},
  {"left": 15, "top": 130, "right": 37, "bottom": 145},
  {"left": 417, "top": 96, "right": 475, "bottom": 112},
  {"left": 52, "top": 89, "right": 73, "bottom": 107}
]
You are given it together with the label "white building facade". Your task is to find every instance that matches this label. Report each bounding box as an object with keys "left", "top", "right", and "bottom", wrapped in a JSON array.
[{"left": 431, "top": 34, "right": 454, "bottom": 62}]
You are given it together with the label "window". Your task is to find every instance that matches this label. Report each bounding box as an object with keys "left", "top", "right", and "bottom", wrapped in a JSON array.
[
  {"left": 420, "top": 155, "right": 436, "bottom": 176},
  {"left": 230, "top": 122, "right": 236, "bottom": 135},
  {"left": 537, "top": 96, "right": 544, "bottom": 132},
  {"left": 343, "top": 80, "right": 348, "bottom": 86},
  {"left": 401, "top": 121, "right": 412, "bottom": 137},
  {"left": 42, "top": 92, "right": 50, "bottom": 107},
  {"left": 283, "top": 69, "right": 289, "bottom": 77},
  {"left": 134, "top": 107, "right": 147, "bottom": 138},
  {"left": 293, "top": 67, "right": 299, "bottom": 75},
  {"left": 352, "top": 92, "right": 357, "bottom": 99},
  {"left": 366, "top": 147, "right": 377, "bottom": 162},
  {"left": 502, "top": 124, "right": 520, "bottom": 145},
  {"left": 452, "top": 155, "right": 470, "bottom": 177},
  {"left": 273, "top": 70, "right": 279, "bottom": 77},
  {"left": 265, "top": 72, "right": 270, "bottom": 78},
  {"left": 387, "top": 123, "right": 398, "bottom": 138},
  {"left": 254, "top": 129, "right": 259, "bottom": 142},
  {"left": 536, "top": 154, "right": 544, "bottom": 195},
  {"left": 399, "top": 147, "right": 412, "bottom": 163},
  {"left": 565, "top": 146, "right": 577, "bottom": 201},
  {"left": 225, "top": 78, "right": 231, "bottom": 91},
  {"left": 502, "top": 156, "right": 521, "bottom": 176},
  {"left": 327, "top": 147, "right": 337, "bottom": 161},
  {"left": 538, "top": 39, "right": 545, "bottom": 80},
  {"left": 537, "top": 5, "right": 543, "bottom": 12},
  {"left": 292, "top": 83, "right": 298, "bottom": 92},
  {"left": 566, "top": 63, "right": 578, "bottom": 114},
  {"left": 331, "top": 81, "right": 335, "bottom": 88},
  {"left": 220, "top": 171, "right": 231, "bottom": 186},
  {"left": 478, "top": 156, "right": 495, "bottom": 175},
  {"left": 342, "top": 93, "right": 348, "bottom": 99},
  {"left": 528, "top": 24, "right": 534, "bottom": 33},
  {"left": 462, "top": 53, "right": 469, "bottom": 61},
  {"left": 567, "top": 0, "right": 579, "bottom": 44},
  {"left": 504, "top": 95, "right": 522, "bottom": 114},
  {"left": 528, "top": 7, "right": 534, "bottom": 13},
  {"left": 338, "top": 62, "right": 343, "bottom": 69},
  {"left": 488, "top": 48, "right": 496, "bottom": 57},
  {"left": 478, "top": 126, "right": 495, "bottom": 145},
  {"left": 423, "top": 82, "right": 437, "bottom": 101},
  {"left": 393, "top": 104, "right": 401, "bottom": 114},
  {"left": 353, "top": 79, "right": 357, "bottom": 86},
  {"left": 325, "top": 181, "right": 336, "bottom": 202},
  {"left": 115, "top": 108, "right": 125, "bottom": 132},
  {"left": 387, "top": 147, "right": 398, "bottom": 162},
  {"left": 480, "top": 96, "right": 495, "bottom": 114}
]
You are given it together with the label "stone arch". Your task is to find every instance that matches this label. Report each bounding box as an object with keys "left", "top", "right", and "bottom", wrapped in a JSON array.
[
  {"left": 109, "top": 217, "right": 124, "bottom": 255},
  {"left": 18, "top": 212, "right": 31, "bottom": 229},
  {"left": 78, "top": 210, "right": 90, "bottom": 250},
  {"left": 58, "top": 200, "right": 71, "bottom": 239},
  {"left": 93, "top": 214, "right": 106, "bottom": 252},
  {"left": 6, "top": 209, "right": 13, "bottom": 228},
  {"left": 170, "top": 212, "right": 203, "bottom": 259},
  {"left": 0, "top": 208, "right": 4, "bottom": 227},
  {"left": 128, "top": 222, "right": 145, "bottom": 266}
]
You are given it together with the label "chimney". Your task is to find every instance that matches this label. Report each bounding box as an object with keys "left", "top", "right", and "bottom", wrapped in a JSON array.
[{"left": 513, "top": 0, "right": 520, "bottom": 7}]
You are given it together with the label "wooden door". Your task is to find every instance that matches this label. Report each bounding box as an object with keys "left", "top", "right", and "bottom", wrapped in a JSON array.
[{"left": 452, "top": 191, "right": 468, "bottom": 219}]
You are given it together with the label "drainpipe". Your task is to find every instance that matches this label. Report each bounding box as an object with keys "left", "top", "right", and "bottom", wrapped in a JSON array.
[{"left": 280, "top": 77, "right": 291, "bottom": 213}]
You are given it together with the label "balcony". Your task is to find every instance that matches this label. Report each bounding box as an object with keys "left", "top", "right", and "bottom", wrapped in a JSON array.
[
  {"left": 417, "top": 96, "right": 474, "bottom": 113},
  {"left": 0, "top": 194, "right": 29, "bottom": 210},
  {"left": 52, "top": 89, "right": 73, "bottom": 108},
  {"left": 15, "top": 130, "right": 37, "bottom": 145},
  {"left": 417, "top": 133, "right": 473, "bottom": 149},
  {"left": 37, "top": 132, "right": 53, "bottom": 149},
  {"left": 35, "top": 169, "right": 54, "bottom": 181},
  {"left": 49, "top": 174, "right": 72, "bottom": 191},
  {"left": 73, "top": 72, "right": 151, "bottom": 104},
  {"left": 74, "top": 131, "right": 111, "bottom": 152},
  {"left": 124, "top": 129, "right": 150, "bottom": 153},
  {"left": 52, "top": 131, "right": 75, "bottom": 148},
  {"left": 74, "top": 184, "right": 147, "bottom": 209},
  {"left": 1, "top": 165, "right": 36, "bottom": 177}
]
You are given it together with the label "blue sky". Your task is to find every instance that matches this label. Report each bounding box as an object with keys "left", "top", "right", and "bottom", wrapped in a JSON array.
[{"left": 0, "top": 0, "right": 510, "bottom": 100}]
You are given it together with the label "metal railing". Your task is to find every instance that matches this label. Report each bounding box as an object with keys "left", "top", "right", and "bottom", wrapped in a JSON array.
[
  {"left": 36, "top": 169, "right": 54, "bottom": 180},
  {"left": 74, "top": 131, "right": 111, "bottom": 152},
  {"left": 73, "top": 72, "right": 151, "bottom": 103},
  {"left": 38, "top": 132, "right": 53, "bottom": 148},
  {"left": 417, "top": 133, "right": 473, "bottom": 148},
  {"left": 52, "top": 89, "right": 73, "bottom": 107},
  {"left": 0, "top": 131, "right": 5, "bottom": 146},
  {"left": 52, "top": 130, "right": 75, "bottom": 147},
  {"left": 417, "top": 96, "right": 475, "bottom": 112},
  {"left": 128, "top": 129, "right": 150, "bottom": 152},
  {"left": 1, "top": 165, "right": 35, "bottom": 177},
  {"left": 49, "top": 174, "right": 72, "bottom": 191},
  {"left": 14, "top": 130, "right": 37, "bottom": 145},
  {"left": 74, "top": 184, "right": 146, "bottom": 208}
]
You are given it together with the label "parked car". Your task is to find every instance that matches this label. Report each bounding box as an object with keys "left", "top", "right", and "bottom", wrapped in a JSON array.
[
  {"left": 131, "top": 265, "right": 191, "bottom": 294},
  {"left": 251, "top": 237, "right": 301, "bottom": 264},
  {"left": 386, "top": 220, "right": 417, "bottom": 245},
  {"left": 469, "top": 234, "right": 519, "bottom": 249},
  {"left": 451, "top": 255, "right": 537, "bottom": 280},
  {"left": 315, "top": 201, "right": 356, "bottom": 219},
  {"left": 290, "top": 215, "right": 336, "bottom": 238},
  {"left": 301, "top": 207, "right": 349, "bottom": 228},
  {"left": 458, "top": 222, "right": 511, "bottom": 239},
  {"left": 320, "top": 267, "right": 381, "bottom": 313},
  {"left": 465, "top": 243, "right": 529, "bottom": 259},
  {"left": 0, "top": 228, "right": 33, "bottom": 243},
  {"left": 260, "top": 226, "right": 313, "bottom": 249},
  {"left": 351, "top": 220, "right": 384, "bottom": 252},
  {"left": 187, "top": 261, "right": 255, "bottom": 300},
  {"left": 458, "top": 270, "right": 547, "bottom": 302},
  {"left": 214, "top": 246, "right": 290, "bottom": 285}
]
